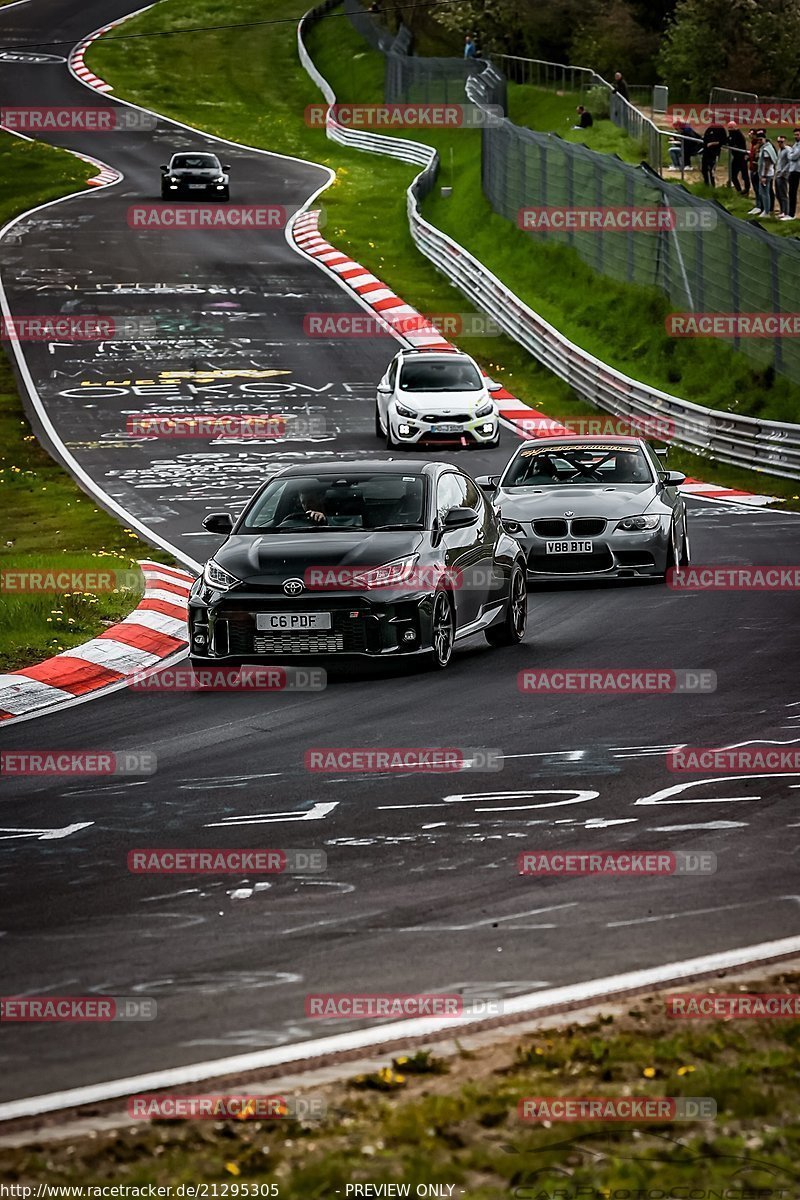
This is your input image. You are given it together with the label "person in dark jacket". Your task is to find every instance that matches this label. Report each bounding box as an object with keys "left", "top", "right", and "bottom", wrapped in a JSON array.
[
  {"left": 573, "top": 105, "right": 593, "bottom": 129},
  {"left": 613, "top": 72, "right": 630, "bottom": 101},
  {"left": 701, "top": 121, "right": 728, "bottom": 186},
  {"left": 672, "top": 119, "right": 702, "bottom": 168},
  {"left": 726, "top": 120, "right": 748, "bottom": 194}
]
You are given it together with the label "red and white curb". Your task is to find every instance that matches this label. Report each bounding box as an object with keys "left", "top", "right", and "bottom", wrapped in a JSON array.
[
  {"left": 0, "top": 562, "right": 194, "bottom": 724},
  {"left": 71, "top": 150, "right": 121, "bottom": 188},
  {"left": 69, "top": 27, "right": 115, "bottom": 94},
  {"left": 291, "top": 209, "right": 777, "bottom": 508}
]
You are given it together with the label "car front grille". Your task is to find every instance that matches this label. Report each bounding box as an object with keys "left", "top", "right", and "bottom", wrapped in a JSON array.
[
  {"left": 528, "top": 549, "right": 614, "bottom": 574},
  {"left": 426, "top": 413, "right": 471, "bottom": 424},
  {"left": 570, "top": 517, "right": 607, "bottom": 536},
  {"left": 253, "top": 633, "right": 345, "bottom": 654},
  {"left": 533, "top": 519, "right": 568, "bottom": 537},
  {"left": 225, "top": 611, "right": 369, "bottom": 655}
]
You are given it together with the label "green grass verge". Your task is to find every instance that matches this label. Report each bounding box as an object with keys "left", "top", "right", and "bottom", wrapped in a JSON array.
[
  {"left": 507, "top": 83, "right": 652, "bottom": 166},
  {"left": 0, "top": 133, "right": 176, "bottom": 672},
  {"left": 87, "top": 0, "right": 800, "bottom": 506},
  {"left": 4, "top": 971, "right": 800, "bottom": 1188}
]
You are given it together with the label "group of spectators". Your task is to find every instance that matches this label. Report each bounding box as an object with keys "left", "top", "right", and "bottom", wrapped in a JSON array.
[{"left": 669, "top": 121, "right": 800, "bottom": 219}]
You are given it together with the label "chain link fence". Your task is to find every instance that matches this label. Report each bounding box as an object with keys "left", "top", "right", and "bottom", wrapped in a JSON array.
[{"left": 338, "top": 0, "right": 800, "bottom": 389}]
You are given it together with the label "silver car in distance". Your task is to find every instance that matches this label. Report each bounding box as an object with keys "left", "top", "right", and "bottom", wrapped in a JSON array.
[{"left": 476, "top": 435, "right": 689, "bottom": 583}]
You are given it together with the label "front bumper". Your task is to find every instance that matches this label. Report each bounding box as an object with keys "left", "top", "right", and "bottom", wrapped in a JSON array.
[
  {"left": 188, "top": 583, "right": 439, "bottom": 662},
  {"left": 514, "top": 525, "right": 670, "bottom": 581},
  {"left": 390, "top": 412, "right": 498, "bottom": 446}
]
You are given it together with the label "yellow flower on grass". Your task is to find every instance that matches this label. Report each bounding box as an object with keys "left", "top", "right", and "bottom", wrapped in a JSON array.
[
  {"left": 643, "top": 1066, "right": 656, "bottom": 1078},
  {"left": 677, "top": 1065, "right": 696, "bottom": 1076},
  {"left": 224, "top": 1163, "right": 241, "bottom": 1177}
]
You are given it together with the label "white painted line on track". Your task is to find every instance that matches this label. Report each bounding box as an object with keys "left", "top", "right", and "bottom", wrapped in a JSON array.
[{"left": 2, "top": 934, "right": 800, "bottom": 1122}]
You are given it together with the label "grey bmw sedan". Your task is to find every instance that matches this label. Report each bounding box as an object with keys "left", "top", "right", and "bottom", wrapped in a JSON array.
[{"left": 476, "top": 435, "right": 689, "bottom": 583}]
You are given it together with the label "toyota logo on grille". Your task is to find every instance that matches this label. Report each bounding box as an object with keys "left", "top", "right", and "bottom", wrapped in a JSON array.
[{"left": 283, "top": 578, "right": 304, "bottom": 596}]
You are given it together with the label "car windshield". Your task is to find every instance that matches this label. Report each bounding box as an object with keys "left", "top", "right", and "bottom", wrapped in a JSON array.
[
  {"left": 399, "top": 358, "right": 483, "bottom": 392},
  {"left": 172, "top": 155, "right": 220, "bottom": 169},
  {"left": 503, "top": 444, "right": 654, "bottom": 487},
  {"left": 240, "top": 473, "right": 428, "bottom": 532}
]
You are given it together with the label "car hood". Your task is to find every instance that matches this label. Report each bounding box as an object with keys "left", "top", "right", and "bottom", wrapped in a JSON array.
[
  {"left": 396, "top": 389, "right": 489, "bottom": 411},
  {"left": 496, "top": 483, "right": 658, "bottom": 519},
  {"left": 215, "top": 531, "right": 425, "bottom": 584}
]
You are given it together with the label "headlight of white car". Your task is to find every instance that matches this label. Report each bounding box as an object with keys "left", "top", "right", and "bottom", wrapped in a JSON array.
[
  {"left": 203, "top": 559, "right": 240, "bottom": 590},
  {"left": 615, "top": 514, "right": 662, "bottom": 531},
  {"left": 475, "top": 401, "right": 494, "bottom": 418},
  {"left": 395, "top": 402, "right": 417, "bottom": 419}
]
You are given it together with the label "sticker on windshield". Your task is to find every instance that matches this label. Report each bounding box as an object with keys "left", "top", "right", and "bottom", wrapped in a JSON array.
[{"left": 520, "top": 443, "right": 637, "bottom": 457}]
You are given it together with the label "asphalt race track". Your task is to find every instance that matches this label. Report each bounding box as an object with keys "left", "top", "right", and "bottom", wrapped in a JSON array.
[{"left": 1, "top": 0, "right": 800, "bottom": 1109}]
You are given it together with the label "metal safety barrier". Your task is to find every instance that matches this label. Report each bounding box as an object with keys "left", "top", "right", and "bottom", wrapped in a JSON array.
[{"left": 298, "top": 2, "right": 800, "bottom": 481}]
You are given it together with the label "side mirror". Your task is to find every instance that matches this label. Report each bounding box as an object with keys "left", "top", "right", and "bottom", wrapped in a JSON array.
[
  {"left": 475, "top": 475, "right": 500, "bottom": 492},
  {"left": 377, "top": 382, "right": 391, "bottom": 393},
  {"left": 159, "top": 164, "right": 169, "bottom": 172},
  {"left": 202, "top": 512, "right": 234, "bottom": 534},
  {"left": 660, "top": 470, "right": 686, "bottom": 487},
  {"left": 223, "top": 164, "right": 231, "bottom": 172},
  {"left": 443, "top": 505, "right": 480, "bottom": 529},
  {"left": 487, "top": 381, "right": 503, "bottom": 392}
]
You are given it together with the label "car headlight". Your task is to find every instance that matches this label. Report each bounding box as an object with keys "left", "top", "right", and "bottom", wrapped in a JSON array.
[
  {"left": 501, "top": 518, "right": 524, "bottom": 535},
  {"left": 616, "top": 514, "right": 662, "bottom": 531},
  {"left": 475, "top": 402, "right": 494, "bottom": 418},
  {"left": 202, "top": 559, "right": 240, "bottom": 591},
  {"left": 351, "top": 555, "right": 419, "bottom": 590},
  {"left": 394, "top": 402, "right": 417, "bottom": 419}
]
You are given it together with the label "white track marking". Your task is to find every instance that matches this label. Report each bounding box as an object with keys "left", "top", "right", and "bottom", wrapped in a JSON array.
[{"left": 3, "top": 934, "right": 800, "bottom": 1121}]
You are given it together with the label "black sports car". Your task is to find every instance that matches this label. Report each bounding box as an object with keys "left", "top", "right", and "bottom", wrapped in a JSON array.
[
  {"left": 189, "top": 461, "right": 528, "bottom": 670},
  {"left": 160, "top": 153, "right": 230, "bottom": 200}
]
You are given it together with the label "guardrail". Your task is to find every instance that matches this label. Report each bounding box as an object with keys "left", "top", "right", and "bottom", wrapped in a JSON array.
[{"left": 298, "top": 1, "right": 800, "bottom": 481}]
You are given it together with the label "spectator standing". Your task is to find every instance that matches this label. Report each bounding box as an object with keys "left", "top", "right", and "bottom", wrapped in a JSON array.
[
  {"left": 613, "top": 72, "right": 630, "bottom": 101},
  {"left": 573, "top": 105, "right": 593, "bottom": 129},
  {"left": 775, "top": 136, "right": 791, "bottom": 217},
  {"left": 464, "top": 34, "right": 477, "bottom": 59},
  {"left": 701, "top": 121, "right": 728, "bottom": 186},
  {"left": 746, "top": 130, "right": 760, "bottom": 205},
  {"left": 726, "top": 120, "right": 749, "bottom": 194},
  {"left": 786, "top": 127, "right": 800, "bottom": 219},
  {"left": 755, "top": 130, "right": 778, "bottom": 216}
]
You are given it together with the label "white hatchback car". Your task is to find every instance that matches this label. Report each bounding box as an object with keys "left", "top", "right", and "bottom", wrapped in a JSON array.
[{"left": 375, "top": 348, "right": 501, "bottom": 450}]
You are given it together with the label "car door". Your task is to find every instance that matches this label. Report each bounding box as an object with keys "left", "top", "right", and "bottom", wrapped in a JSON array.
[
  {"left": 435, "top": 471, "right": 482, "bottom": 625},
  {"left": 460, "top": 472, "right": 503, "bottom": 614},
  {"left": 378, "top": 357, "right": 398, "bottom": 426}
]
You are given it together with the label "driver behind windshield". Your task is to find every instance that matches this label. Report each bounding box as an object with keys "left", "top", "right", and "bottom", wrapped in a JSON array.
[{"left": 280, "top": 486, "right": 328, "bottom": 526}]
